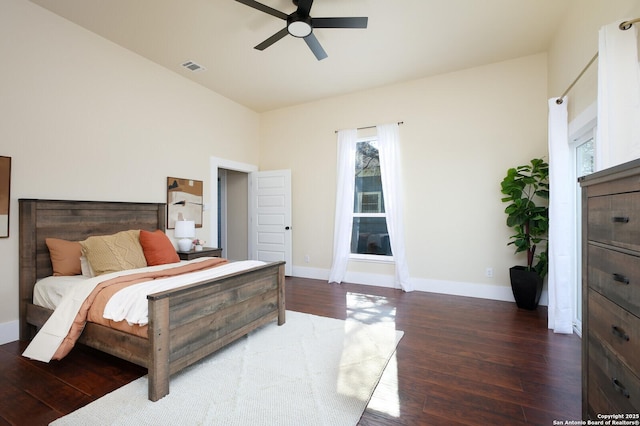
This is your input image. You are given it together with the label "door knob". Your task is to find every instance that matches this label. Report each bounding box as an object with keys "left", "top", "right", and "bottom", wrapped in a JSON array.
[{"left": 285, "top": 226, "right": 290, "bottom": 230}]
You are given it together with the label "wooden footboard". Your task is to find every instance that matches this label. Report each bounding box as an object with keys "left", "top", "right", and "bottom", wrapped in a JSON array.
[{"left": 147, "top": 261, "right": 285, "bottom": 401}]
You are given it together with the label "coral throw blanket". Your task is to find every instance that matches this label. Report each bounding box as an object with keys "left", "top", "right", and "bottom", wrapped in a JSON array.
[{"left": 23, "top": 258, "right": 229, "bottom": 363}]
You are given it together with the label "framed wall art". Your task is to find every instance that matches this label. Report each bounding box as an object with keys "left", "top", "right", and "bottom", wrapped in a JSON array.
[
  {"left": 167, "top": 177, "right": 203, "bottom": 229},
  {"left": 0, "top": 156, "right": 11, "bottom": 238}
]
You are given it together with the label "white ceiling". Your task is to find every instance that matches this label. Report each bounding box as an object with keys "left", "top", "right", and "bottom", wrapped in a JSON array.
[{"left": 29, "top": 0, "right": 572, "bottom": 112}]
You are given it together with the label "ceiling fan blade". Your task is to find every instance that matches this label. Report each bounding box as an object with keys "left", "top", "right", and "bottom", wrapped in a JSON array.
[
  {"left": 296, "top": 0, "right": 314, "bottom": 16},
  {"left": 304, "top": 33, "right": 327, "bottom": 60},
  {"left": 312, "top": 17, "right": 368, "bottom": 29},
  {"left": 235, "top": 0, "right": 288, "bottom": 20},
  {"left": 255, "top": 27, "right": 289, "bottom": 50}
]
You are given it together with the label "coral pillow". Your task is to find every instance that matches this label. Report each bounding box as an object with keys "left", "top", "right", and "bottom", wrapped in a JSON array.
[
  {"left": 139, "top": 229, "right": 180, "bottom": 266},
  {"left": 46, "top": 238, "right": 82, "bottom": 276}
]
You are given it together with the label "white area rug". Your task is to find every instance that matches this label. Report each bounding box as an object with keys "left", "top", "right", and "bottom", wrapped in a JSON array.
[{"left": 52, "top": 311, "right": 403, "bottom": 426}]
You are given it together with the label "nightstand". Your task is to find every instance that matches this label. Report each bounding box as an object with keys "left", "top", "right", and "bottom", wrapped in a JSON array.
[{"left": 177, "top": 247, "right": 223, "bottom": 260}]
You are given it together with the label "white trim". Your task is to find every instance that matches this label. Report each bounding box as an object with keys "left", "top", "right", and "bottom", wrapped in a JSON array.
[
  {"left": 293, "top": 265, "right": 330, "bottom": 280},
  {"left": 349, "top": 253, "right": 394, "bottom": 263},
  {"left": 292, "top": 266, "right": 548, "bottom": 306},
  {"left": 568, "top": 101, "right": 597, "bottom": 138},
  {"left": 209, "top": 157, "right": 258, "bottom": 256},
  {"left": 567, "top": 103, "right": 597, "bottom": 337},
  {"left": 0, "top": 320, "right": 19, "bottom": 345},
  {"left": 218, "top": 169, "right": 228, "bottom": 253},
  {"left": 573, "top": 322, "right": 582, "bottom": 338}
]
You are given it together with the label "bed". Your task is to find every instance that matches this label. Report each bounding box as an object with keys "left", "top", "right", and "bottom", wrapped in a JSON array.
[{"left": 18, "top": 199, "right": 286, "bottom": 401}]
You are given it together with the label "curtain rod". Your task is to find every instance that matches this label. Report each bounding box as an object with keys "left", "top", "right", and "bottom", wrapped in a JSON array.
[
  {"left": 620, "top": 17, "right": 640, "bottom": 30},
  {"left": 334, "top": 121, "right": 404, "bottom": 134},
  {"left": 555, "top": 53, "right": 599, "bottom": 104},
  {"left": 555, "top": 17, "right": 640, "bottom": 105}
]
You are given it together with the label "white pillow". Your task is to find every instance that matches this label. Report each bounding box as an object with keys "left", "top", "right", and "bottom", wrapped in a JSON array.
[{"left": 80, "top": 255, "right": 95, "bottom": 278}]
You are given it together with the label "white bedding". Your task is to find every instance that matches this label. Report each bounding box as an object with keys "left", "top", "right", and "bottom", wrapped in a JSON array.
[
  {"left": 104, "top": 260, "right": 267, "bottom": 326},
  {"left": 34, "top": 275, "right": 87, "bottom": 310},
  {"left": 23, "top": 259, "right": 267, "bottom": 363}
]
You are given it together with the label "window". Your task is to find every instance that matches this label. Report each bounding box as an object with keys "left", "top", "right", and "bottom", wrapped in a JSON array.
[
  {"left": 330, "top": 123, "right": 410, "bottom": 289},
  {"left": 576, "top": 137, "right": 595, "bottom": 178},
  {"left": 358, "top": 192, "right": 382, "bottom": 213},
  {"left": 351, "top": 139, "right": 392, "bottom": 256},
  {"left": 571, "top": 120, "right": 596, "bottom": 336}
]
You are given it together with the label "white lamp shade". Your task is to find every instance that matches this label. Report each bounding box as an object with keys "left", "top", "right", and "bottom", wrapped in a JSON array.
[
  {"left": 174, "top": 220, "right": 195, "bottom": 252},
  {"left": 174, "top": 220, "right": 195, "bottom": 238}
]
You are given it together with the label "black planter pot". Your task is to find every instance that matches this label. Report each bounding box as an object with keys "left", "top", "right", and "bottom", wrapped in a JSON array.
[{"left": 509, "top": 266, "right": 543, "bottom": 310}]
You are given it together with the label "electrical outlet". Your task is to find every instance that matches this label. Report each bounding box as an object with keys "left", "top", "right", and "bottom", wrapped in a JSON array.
[
  {"left": 304, "top": 254, "right": 310, "bottom": 263},
  {"left": 485, "top": 267, "right": 493, "bottom": 278}
]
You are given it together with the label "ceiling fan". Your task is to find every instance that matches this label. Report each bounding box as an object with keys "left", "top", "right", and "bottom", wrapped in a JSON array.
[{"left": 235, "top": 0, "right": 368, "bottom": 60}]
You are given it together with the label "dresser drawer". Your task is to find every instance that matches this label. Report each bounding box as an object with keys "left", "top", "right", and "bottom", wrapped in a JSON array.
[
  {"left": 588, "top": 244, "right": 640, "bottom": 314},
  {"left": 588, "top": 289, "right": 640, "bottom": 374},
  {"left": 581, "top": 160, "right": 640, "bottom": 420},
  {"left": 588, "top": 337, "right": 640, "bottom": 414},
  {"left": 588, "top": 192, "right": 640, "bottom": 251}
]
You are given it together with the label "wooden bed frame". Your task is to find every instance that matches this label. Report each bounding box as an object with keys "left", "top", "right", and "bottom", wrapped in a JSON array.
[{"left": 18, "top": 199, "right": 286, "bottom": 401}]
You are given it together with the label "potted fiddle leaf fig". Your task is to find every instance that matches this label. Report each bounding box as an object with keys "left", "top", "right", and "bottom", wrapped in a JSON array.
[{"left": 500, "top": 158, "right": 549, "bottom": 310}]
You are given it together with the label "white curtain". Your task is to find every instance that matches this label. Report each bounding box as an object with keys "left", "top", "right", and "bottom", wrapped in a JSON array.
[
  {"left": 328, "top": 129, "right": 357, "bottom": 284},
  {"left": 547, "top": 98, "right": 573, "bottom": 334},
  {"left": 328, "top": 124, "right": 413, "bottom": 291},
  {"left": 377, "top": 123, "right": 413, "bottom": 292},
  {"left": 597, "top": 20, "right": 640, "bottom": 170}
]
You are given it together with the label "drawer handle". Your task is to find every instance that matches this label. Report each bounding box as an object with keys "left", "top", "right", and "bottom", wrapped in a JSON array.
[
  {"left": 612, "top": 378, "right": 630, "bottom": 398},
  {"left": 611, "top": 325, "right": 630, "bottom": 341},
  {"left": 612, "top": 273, "right": 630, "bottom": 285},
  {"left": 612, "top": 216, "right": 630, "bottom": 223}
]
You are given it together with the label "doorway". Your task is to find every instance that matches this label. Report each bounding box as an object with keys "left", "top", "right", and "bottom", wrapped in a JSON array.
[
  {"left": 209, "top": 157, "right": 257, "bottom": 261},
  {"left": 218, "top": 169, "right": 249, "bottom": 261},
  {"left": 210, "top": 157, "right": 292, "bottom": 275}
]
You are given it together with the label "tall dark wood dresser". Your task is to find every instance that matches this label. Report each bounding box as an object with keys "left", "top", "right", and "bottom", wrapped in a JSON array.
[{"left": 580, "top": 158, "right": 640, "bottom": 419}]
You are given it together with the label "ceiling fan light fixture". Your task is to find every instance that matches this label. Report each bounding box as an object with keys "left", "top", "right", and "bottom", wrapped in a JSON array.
[
  {"left": 236, "top": 0, "right": 368, "bottom": 61},
  {"left": 288, "top": 19, "right": 312, "bottom": 38}
]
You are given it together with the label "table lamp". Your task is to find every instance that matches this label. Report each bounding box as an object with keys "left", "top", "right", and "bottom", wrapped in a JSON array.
[{"left": 174, "top": 220, "right": 195, "bottom": 252}]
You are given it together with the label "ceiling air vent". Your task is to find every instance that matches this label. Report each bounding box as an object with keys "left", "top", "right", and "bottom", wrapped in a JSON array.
[{"left": 181, "top": 61, "right": 206, "bottom": 73}]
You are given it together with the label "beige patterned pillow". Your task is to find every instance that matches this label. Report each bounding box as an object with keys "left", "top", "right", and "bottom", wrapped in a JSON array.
[{"left": 80, "top": 230, "right": 147, "bottom": 276}]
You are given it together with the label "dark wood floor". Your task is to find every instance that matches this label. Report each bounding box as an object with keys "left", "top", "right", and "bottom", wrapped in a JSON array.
[{"left": 0, "top": 276, "right": 581, "bottom": 425}]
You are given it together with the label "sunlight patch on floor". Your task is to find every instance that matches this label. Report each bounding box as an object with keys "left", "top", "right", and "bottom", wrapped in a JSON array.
[
  {"left": 367, "top": 353, "right": 400, "bottom": 418},
  {"left": 340, "top": 292, "right": 401, "bottom": 418},
  {"left": 345, "top": 292, "right": 397, "bottom": 325}
]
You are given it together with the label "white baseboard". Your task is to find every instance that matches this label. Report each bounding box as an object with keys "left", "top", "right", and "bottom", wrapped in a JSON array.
[
  {"left": 291, "top": 265, "right": 548, "bottom": 306},
  {"left": 292, "top": 265, "right": 330, "bottom": 281},
  {"left": 0, "top": 320, "right": 19, "bottom": 345},
  {"left": 0, "top": 268, "right": 547, "bottom": 345}
]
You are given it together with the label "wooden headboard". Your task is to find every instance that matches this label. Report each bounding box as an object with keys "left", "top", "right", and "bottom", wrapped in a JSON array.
[{"left": 19, "top": 199, "right": 166, "bottom": 339}]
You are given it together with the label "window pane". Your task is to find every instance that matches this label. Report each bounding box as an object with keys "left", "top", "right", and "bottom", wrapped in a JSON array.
[
  {"left": 351, "top": 217, "right": 392, "bottom": 255},
  {"left": 576, "top": 138, "right": 595, "bottom": 177},
  {"left": 574, "top": 135, "right": 594, "bottom": 328},
  {"left": 354, "top": 141, "right": 385, "bottom": 213}
]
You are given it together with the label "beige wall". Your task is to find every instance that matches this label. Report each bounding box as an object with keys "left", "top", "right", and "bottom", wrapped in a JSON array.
[
  {"left": 0, "top": 0, "right": 260, "bottom": 336},
  {"left": 4, "top": 0, "right": 640, "bottom": 342},
  {"left": 260, "top": 53, "right": 549, "bottom": 298},
  {"left": 259, "top": 0, "right": 640, "bottom": 299},
  {"left": 548, "top": 0, "right": 640, "bottom": 121}
]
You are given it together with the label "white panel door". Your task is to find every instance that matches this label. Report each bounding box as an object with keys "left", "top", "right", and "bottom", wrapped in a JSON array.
[{"left": 249, "top": 170, "right": 292, "bottom": 276}]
